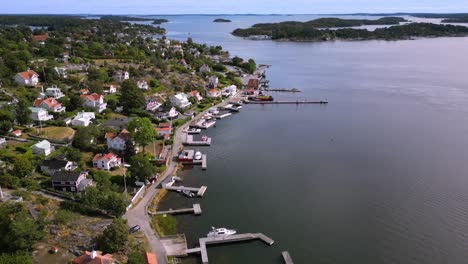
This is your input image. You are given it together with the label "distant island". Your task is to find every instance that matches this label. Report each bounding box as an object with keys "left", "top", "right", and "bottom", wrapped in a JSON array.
[
  {"left": 442, "top": 17, "right": 468, "bottom": 23},
  {"left": 152, "top": 18, "right": 169, "bottom": 25},
  {"left": 214, "top": 18, "right": 232, "bottom": 23},
  {"left": 232, "top": 17, "right": 468, "bottom": 41},
  {"left": 99, "top": 15, "right": 169, "bottom": 25}
]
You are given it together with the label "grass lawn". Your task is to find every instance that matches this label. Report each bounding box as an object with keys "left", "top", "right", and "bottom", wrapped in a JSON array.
[
  {"left": 33, "top": 126, "right": 75, "bottom": 141},
  {"left": 107, "top": 112, "right": 127, "bottom": 119},
  {"left": 143, "top": 141, "right": 163, "bottom": 158}
]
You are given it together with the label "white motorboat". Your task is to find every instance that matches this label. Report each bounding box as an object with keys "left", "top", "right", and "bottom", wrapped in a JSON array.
[
  {"left": 207, "top": 227, "right": 237, "bottom": 237},
  {"left": 194, "top": 151, "right": 202, "bottom": 160}
]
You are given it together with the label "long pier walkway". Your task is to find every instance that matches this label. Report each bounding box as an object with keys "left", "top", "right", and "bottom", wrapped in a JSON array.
[
  {"left": 164, "top": 184, "right": 208, "bottom": 197},
  {"left": 186, "top": 233, "right": 275, "bottom": 264},
  {"left": 149, "top": 204, "right": 202, "bottom": 215},
  {"left": 245, "top": 100, "right": 328, "bottom": 105}
]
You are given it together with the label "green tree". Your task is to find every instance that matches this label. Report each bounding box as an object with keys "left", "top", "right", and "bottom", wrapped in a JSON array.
[
  {"left": 72, "top": 125, "right": 100, "bottom": 151},
  {"left": 127, "top": 117, "right": 156, "bottom": 151},
  {"left": 15, "top": 99, "right": 32, "bottom": 125},
  {"left": 0, "top": 251, "right": 33, "bottom": 264},
  {"left": 65, "top": 93, "right": 83, "bottom": 112},
  {"left": 0, "top": 120, "right": 12, "bottom": 135},
  {"left": 12, "top": 155, "right": 34, "bottom": 178},
  {"left": 119, "top": 80, "right": 145, "bottom": 114},
  {"left": 63, "top": 146, "right": 82, "bottom": 162},
  {"left": 99, "top": 218, "right": 128, "bottom": 253},
  {"left": 127, "top": 251, "right": 145, "bottom": 264},
  {"left": 247, "top": 58, "right": 256, "bottom": 74},
  {"left": 104, "top": 192, "right": 127, "bottom": 217},
  {"left": 88, "top": 80, "right": 104, "bottom": 95},
  {"left": 129, "top": 153, "right": 157, "bottom": 182}
]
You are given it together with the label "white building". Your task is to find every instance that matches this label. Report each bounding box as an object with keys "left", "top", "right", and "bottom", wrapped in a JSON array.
[
  {"left": 33, "top": 98, "right": 66, "bottom": 113},
  {"left": 105, "top": 129, "right": 131, "bottom": 151},
  {"left": 222, "top": 85, "right": 237, "bottom": 97},
  {"left": 71, "top": 112, "right": 95, "bottom": 127},
  {"left": 207, "top": 76, "right": 219, "bottom": 89},
  {"left": 112, "top": 71, "right": 129, "bottom": 82},
  {"left": 29, "top": 107, "right": 53, "bottom": 122},
  {"left": 45, "top": 86, "right": 65, "bottom": 99},
  {"left": 92, "top": 153, "right": 122, "bottom": 171},
  {"left": 104, "top": 84, "right": 117, "bottom": 94},
  {"left": 32, "top": 140, "right": 54, "bottom": 156},
  {"left": 170, "top": 93, "right": 191, "bottom": 109},
  {"left": 54, "top": 67, "right": 68, "bottom": 79},
  {"left": 137, "top": 80, "right": 149, "bottom": 90},
  {"left": 146, "top": 100, "right": 161, "bottom": 112},
  {"left": 188, "top": 90, "right": 203, "bottom": 102},
  {"left": 15, "top": 70, "right": 39, "bottom": 87},
  {"left": 80, "top": 93, "right": 107, "bottom": 113}
]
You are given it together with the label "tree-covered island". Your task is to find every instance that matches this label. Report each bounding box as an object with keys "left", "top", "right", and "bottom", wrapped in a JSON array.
[{"left": 214, "top": 18, "right": 232, "bottom": 23}]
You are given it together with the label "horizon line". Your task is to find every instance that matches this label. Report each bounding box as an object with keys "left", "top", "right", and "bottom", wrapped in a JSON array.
[{"left": 1, "top": 12, "right": 468, "bottom": 16}]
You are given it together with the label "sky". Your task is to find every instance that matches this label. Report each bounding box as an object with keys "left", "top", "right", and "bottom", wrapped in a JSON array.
[{"left": 1, "top": 0, "right": 467, "bottom": 14}]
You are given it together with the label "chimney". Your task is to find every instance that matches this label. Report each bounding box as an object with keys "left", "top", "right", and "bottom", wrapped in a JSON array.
[{"left": 90, "top": 250, "right": 97, "bottom": 259}]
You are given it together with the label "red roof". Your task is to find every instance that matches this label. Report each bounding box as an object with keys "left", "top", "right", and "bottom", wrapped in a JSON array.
[
  {"left": 93, "top": 153, "right": 119, "bottom": 162},
  {"left": 188, "top": 90, "right": 199, "bottom": 96},
  {"left": 247, "top": 79, "right": 259, "bottom": 89},
  {"left": 145, "top": 252, "right": 158, "bottom": 264},
  {"left": 106, "top": 129, "right": 131, "bottom": 140},
  {"left": 17, "top": 70, "right": 39, "bottom": 80},
  {"left": 11, "top": 130, "right": 22, "bottom": 136},
  {"left": 72, "top": 251, "right": 115, "bottom": 264},
  {"left": 208, "top": 88, "right": 220, "bottom": 94},
  {"left": 156, "top": 127, "right": 171, "bottom": 132},
  {"left": 32, "top": 34, "right": 49, "bottom": 42},
  {"left": 81, "top": 93, "right": 102, "bottom": 101},
  {"left": 158, "top": 123, "right": 171, "bottom": 128},
  {"left": 33, "top": 98, "right": 61, "bottom": 108}
]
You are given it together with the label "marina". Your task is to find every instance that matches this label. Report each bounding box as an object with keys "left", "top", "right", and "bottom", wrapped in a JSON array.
[{"left": 178, "top": 149, "right": 207, "bottom": 169}]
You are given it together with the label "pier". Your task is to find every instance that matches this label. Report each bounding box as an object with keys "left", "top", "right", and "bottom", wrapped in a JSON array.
[
  {"left": 202, "top": 154, "right": 207, "bottom": 170},
  {"left": 190, "top": 119, "right": 216, "bottom": 129},
  {"left": 149, "top": 204, "right": 202, "bottom": 215},
  {"left": 183, "top": 135, "right": 211, "bottom": 146},
  {"left": 245, "top": 100, "right": 328, "bottom": 105},
  {"left": 264, "top": 88, "right": 301, "bottom": 92},
  {"left": 186, "top": 233, "right": 275, "bottom": 264},
  {"left": 214, "top": 112, "right": 232, "bottom": 119},
  {"left": 282, "top": 251, "right": 294, "bottom": 264},
  {"left": 164, "top": 184, "right": 208, "bottom": 197}
]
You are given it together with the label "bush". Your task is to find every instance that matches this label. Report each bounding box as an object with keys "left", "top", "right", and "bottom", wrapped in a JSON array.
[
  {"left": 54, "top": 209, "right": 76, "bottom": 225},
  {"left": 155, "top": 215, "right": 177, "bottom": 235}
]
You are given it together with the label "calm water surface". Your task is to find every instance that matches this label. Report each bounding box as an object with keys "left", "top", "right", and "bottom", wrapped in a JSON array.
[{"left": 156, "top": 15, "right": 468, "bottom": 264}]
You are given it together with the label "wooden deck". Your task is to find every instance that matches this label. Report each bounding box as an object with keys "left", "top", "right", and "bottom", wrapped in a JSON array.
[
  {"left": 282, "top": 251, "right": 294, "bottom": 264},
  {"left": 149, "top": 204, "right": 202, "bottom": 215},
  {"left": 164, "top": 185, "right": 208, "bottom": 197}
]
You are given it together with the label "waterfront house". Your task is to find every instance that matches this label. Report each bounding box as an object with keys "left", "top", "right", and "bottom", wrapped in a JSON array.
[
  {"left": 146, "top": 99, "right": 161, "bottom": 112},
  {"left": 199, "top": 64, "right": 211, "bottom": 74},
  {"left": 155, "top": 123, "right": 172, "bottom": 138},
  {"left": 29, "top": 107, "right": 54, "bottom": 123},
  {"left": 106, "top": 129, "right": 132, "bottom": 151},
  {"left": 31, "top": 140, "right": 54, "bottom": 156},
  {"left": 72, "top": 250, "right": 116, "bottom": 264},
  {"left": 155, "top": 106, "right": 178, "bottom": 120},
  {"left": 51, "top": 171, "right": 92, "bottom": 192},
  {"left": 40, "top": 159, "right": 76, "bottom": 176},
  {"left": 92, "top": 153, "right": 122, "bottom": 171},
  {"left": 188, "top": 90, "right": 203, "bottom": 102},
  {"left": 80, "top": 93, "right": 107, "bottom": 113},
  {"left": 33, "top": 98, "right": 66, "bottom": 113},
  {"left": 112, "top": 71, "right": 130, "bottom": 82},
  {"left": 242, "top": 87, "right": 257, "bottom": 96},
  {"left": 104, "top": 84, "right": 117, "bottom": 94},
  {"left": 170, "top": 93, "right": 191, "bottom": 109},
  {"left": 137, "top": 80, "right": 149, "bottom": 90},
  {"left": 15, "top": 70, "right": 39, "bottom": 87},
  {"left": 71, "top": 112, "right": 96, "bottom": 127},
  {"left": 45, "top": 86, "right": 65, "bottom": 99},
  {"left": 207, "top": 88, "right": 222, "bottom": 98},
  {"left": 222, "top": 85, "right": 237, "bottom": 96},
  {"left": 11, "top": 130, "right": 22, "bottom": 137},
  {"left": 207, "top": 76, "right": 219, "bottom": 89}
]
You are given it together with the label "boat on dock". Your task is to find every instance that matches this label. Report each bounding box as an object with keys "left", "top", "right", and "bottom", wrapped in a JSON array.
[
  {"left": 183, "top": 128, "right": 201, "bottom": 134},
  {"left": 182, "top": 190, "right": 195, "bottom": 198},
  {"left": 248, "top": 95, "right": 274, "bottom": 102},
  {"left": 207, "top": 227, "right": 237, "bottom": 238},
  {"left": 223, "top": 104, "right": 242, "bottom": 112}
]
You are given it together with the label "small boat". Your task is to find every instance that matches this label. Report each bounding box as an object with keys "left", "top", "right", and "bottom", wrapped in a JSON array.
[
  {"left": 184, "top": 128, "right": 201, "bottom": 134},
  {"left": 194, "top": 151, "right": 202, "bottom": 160},
  {"left": 208, "top": 107, "right": 220, "bottom": 115},
  {"left": 182, "top": 190, "right": 195, "bottom": 198},
  {"left": 201, "top": 135, "right": 208, "bottom": 142},
  {"left": 207, "top": 227, "right": 237, "bottom": 237}
]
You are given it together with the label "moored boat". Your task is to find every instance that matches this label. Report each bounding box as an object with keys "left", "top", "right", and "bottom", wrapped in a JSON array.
[{"left": 207, "top": 227, "right": 237, "bottom": 237}]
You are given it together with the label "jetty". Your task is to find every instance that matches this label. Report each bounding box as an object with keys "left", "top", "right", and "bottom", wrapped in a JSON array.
[
  {"left": 190, "top": 119, "right": 216, "bottom": 129},
  {"left": 264, "top": 88, "right": 301, "bottom": 93},
  {"left": 183, "top": 135, "right": 211, "bottom": 146},
  {"left": 282, "top": 251, "right": 294, "bottom": 264},
  {"left": 186, "top": 233, "right": 275, "bottom": 264},
  {"left": 164, "top": 184, "right": 208, "bottom": 197},
  {"left": 214, "top": 112, "right": 232, "bottom": 119},
  {"left": 223, "top": 104, "right": 242, "bottom": 112},
  {"left": 149, "top": 204, "right": 202, "bottom": 216},
  {"left": 245, "top": 100, "right": 328, "bottom": 105}
]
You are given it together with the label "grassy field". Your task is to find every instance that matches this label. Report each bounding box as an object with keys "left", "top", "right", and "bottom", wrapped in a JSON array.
[{"left": 33, "top": 127, "right": 75, "bottom": 141}]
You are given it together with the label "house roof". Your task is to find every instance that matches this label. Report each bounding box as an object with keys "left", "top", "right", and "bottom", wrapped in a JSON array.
[
  {"left": 72, "top": 250, "right": 115, "bottom": 264},
  {"left": 92, "top": 153, "right": 118, "bottom": 162},
  {"left": 33, "top": 98, "right": 61, "bottom": 108},
  {"left": 33, "top": 140, "right": 51, "bottom": 150},
  {"left": 12, "top": 130, "right": 22, "bottom": 135},
  {"left": 158, "top": 123, "right": 171, "bottom": 128},
  {"left": 145, "top": 252, "right": 158, "bottom": 264},
  {"left": 81, "top": 93, "right": 102, "bottom": 101},
  {"left": 32, "top": 34, "right": 48, "bottom": 42},
  {"left": 208, "top": 88, "right": 220, "bottom": 94},
  {"left": 41, "top": 159, "right": 70, "bottom": 170},
  {"left": 188, "top": 90, "right": 200, "bottom": 96},
  {"left": 105, "top": 129, "right": 131, "bottom": 140},
  {"left": 247, "top": 79, "right": 259, "bottom": 89},
  {"left": 17, "top": 70, "right": 39, "bottom": 80},
  {"left": 52, "top": 171, "right": 85, "bottom": 182},
  {"left": 156, "top": 127, "right": 171, "bottom": 132}
]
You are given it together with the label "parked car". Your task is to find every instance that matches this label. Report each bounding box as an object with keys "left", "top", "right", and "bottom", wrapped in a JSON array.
[{"left": 129, "top": 225, "right": 141, "bottom": 234}]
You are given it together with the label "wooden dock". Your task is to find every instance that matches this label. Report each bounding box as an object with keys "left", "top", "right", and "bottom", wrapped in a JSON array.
[
  {"left": 214, "top": 112, "right": 232, "bottom": 119},
  {"left": 183, "top": 135, "right": 211, "bottom": 146},
  {"left": 202, "top": 155, "right": 207, "bottom": 170},
  {"left": 264, "top": 88, "right": 301, "bottom": 92},
  {"left": 164, "top": 184, "right": 208, "bottom": 197},
  {"left": 188, "top": 233, "right": 275, "bottom": 264},
  {"left": 150, "top": 204, "right": 202, "bottom": 215},
  {"left": 245, "top": 100, "right": 328, "bottom": 105},
  {"left": 282, "top": 251, "right": 294, "bottom": 264}
]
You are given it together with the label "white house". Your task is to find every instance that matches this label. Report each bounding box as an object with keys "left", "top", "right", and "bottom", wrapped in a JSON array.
[
  {"left": 54, "top": 67, "right": 68, "bottom": 79},
  {"left": 71, "top": 112, "right": 95, "bottom": 127},
  {"left": 80, "top": 93, "right": 107, "bottom": 113},
  {"left": 155, "top": 123, "right": 172, "bottom": 138},
  {"left": 32, "top": 140, "right": 54, "bottom": 156},
  {"left": 105, "top": 129, "right": 132, "bottom": 151},
  {"left": 45, "top": 86, "right": 65, "bottom": 99},
  {"left": 40, "top": 159, "right": 75, "bottom": 176},
  {"left": 92, "top": 153, "right": 122, "bottom": 171},
  {"left": 188, "top": 90, "right": 203, "bottom": 102},
  {"left": 207, "top": 88, "right": 222, "bottom": 98},
  {"left": 15, "top": 70, "right": 39, "bottom": 87},
  {"left": 170, "top": 93, "right": 191, "bottom": 109},
  {"left": 207, "top": 76, "right": 219, "bottom": 89},
  {"left": 199, "top": 64, "right": 210, "bottom": 74},
  {"left": 146, "top": 99, "right": 161, "bottom": 112},
  {"left": 29, "top": 107, "right": 53, "bottom": 122},
  {"left": 137, "top": 80, "right": 149, "bottom": 90},
  {"left": 104, "top": 84, "right": 117, "bottom": 94},
  {"left": 222, "top": 85, "right": 237, "bottom": 97},
  {"left": 112, "top": 71, "right": 129, "bottom": 82},
  {"left": 33, "top": 98, "right": 66, "bottom": 113},
  {"left": 51, "top": 171, "right": 91, "bottom": 192}
]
